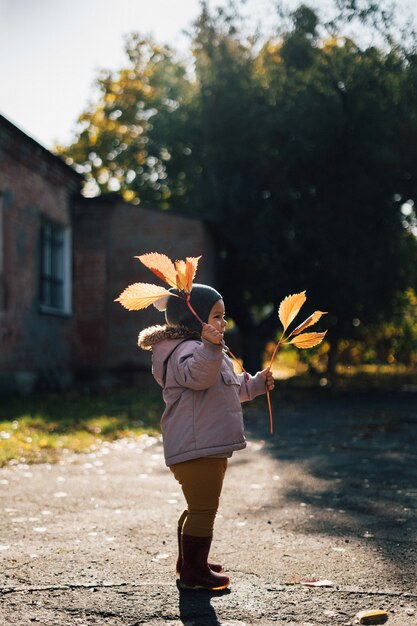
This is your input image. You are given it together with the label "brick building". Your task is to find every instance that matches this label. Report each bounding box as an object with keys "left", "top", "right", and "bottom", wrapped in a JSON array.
[
  {"left": 71, "top": 195, "right": 215, "bottom": 384},
  {"left": 0, "top": 114, "right": 214, "bottom": 395}
]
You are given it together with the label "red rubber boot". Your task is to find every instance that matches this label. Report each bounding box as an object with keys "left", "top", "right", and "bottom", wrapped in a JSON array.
[
  {"left": 179, "top": 534, "right": 230, "bottom": 591},
  {"left": 176, "top": 511, "right": 223, "bottom": 577}
]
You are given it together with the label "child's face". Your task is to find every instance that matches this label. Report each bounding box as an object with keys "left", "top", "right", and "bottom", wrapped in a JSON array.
[{"left": 207, "top": 299, "right": 227, "bottom": 334}]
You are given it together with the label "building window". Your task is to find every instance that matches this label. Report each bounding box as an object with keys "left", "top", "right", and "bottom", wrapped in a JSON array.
[{"left": 39, "top": 220, "right": 72, "bottom": 314}]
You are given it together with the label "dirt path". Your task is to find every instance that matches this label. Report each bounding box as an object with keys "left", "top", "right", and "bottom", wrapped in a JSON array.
[{"left": 1, "top": 390, "right": 416, "bottom": 625}]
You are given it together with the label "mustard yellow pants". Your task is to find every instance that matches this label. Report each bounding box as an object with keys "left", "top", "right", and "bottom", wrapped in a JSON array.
[{"left": 170, "top": 457, "right": 228, "bottom": 537}]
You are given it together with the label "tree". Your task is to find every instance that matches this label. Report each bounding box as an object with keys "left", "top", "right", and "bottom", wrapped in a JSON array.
[
  {"left": 187, "top": 3, "right": 417, "bottom": 371},
  {"left": 57, "top": 34, "right": 197, "bottom": 209},
  {"left": 60, "top": 1, "right": 417, "bottom": 373}
]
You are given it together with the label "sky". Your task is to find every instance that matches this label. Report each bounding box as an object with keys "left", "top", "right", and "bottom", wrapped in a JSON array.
[{"left": 1, "top": 0, "right": 416, "bottom": 150}]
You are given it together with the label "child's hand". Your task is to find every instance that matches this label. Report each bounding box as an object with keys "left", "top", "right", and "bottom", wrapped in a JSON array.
[
  {"left": 261, "top": 368, "right": 275, "bottom": 391},
  {"left": 202, "top": 323, "right": 224, "bottom": 345}
]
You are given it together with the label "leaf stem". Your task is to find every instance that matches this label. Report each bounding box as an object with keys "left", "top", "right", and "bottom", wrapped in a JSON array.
[
  {"left": 184, "top": 294, "right": 205, "bottom": 325},
  {"left": 269, "top": 330, "right": 286, "bottom": 370},
  {"left": 184, "top": 294, "right": 249, "bottom": 379},
  {"left": 267, "top": 390, "right": 273, "bottom": 435},
  {"left": 225, "top": 347, "right": 250, "bottom": 381},
  {"left": 265, "top": 330, "right": 286, "bottom": 436}
]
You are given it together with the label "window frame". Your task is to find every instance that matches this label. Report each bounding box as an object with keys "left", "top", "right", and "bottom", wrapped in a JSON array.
[{"left": 39, "top": 219, "right": 72, "bottom": 316}]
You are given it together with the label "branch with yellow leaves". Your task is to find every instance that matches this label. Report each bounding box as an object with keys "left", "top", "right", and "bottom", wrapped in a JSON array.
[
  {"left": 267, "top": 291, "right": 328, "bottom": 434},
  {"left": 116, "top": 256, "right": 326, "bottom": 422},
  {"left": 115, "top": 252, "right": 249, "bottom": 378},
  {"left": 115, "top": 252, "right": 201, "bottom": 310}
]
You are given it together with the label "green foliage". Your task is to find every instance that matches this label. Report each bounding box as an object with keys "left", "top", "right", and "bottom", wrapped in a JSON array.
[
  {"left": 187, "top": 3, "right": 417, "bottom": 370},
  {"left": 339, "top": 288, "right": 417, "bottom": 366},
  {"left": 60, "top": 1, "right": 417, "bottom": 371}
]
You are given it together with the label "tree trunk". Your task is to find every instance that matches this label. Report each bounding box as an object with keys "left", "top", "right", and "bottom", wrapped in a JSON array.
[{"left": 326, "top": 336, "right": 340, "bottom": 376}]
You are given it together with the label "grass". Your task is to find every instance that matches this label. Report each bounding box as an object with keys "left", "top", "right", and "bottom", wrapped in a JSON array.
[
  {"left": 0, "top": 388, "right": 164, "bottom": 467},
  {"left": 1, "top": 365, "right": 415, "bottom": 468}
]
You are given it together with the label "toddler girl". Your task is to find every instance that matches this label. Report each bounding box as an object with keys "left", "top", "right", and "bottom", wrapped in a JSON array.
[{"left": 138, "top": 284, "right": 274, "bottom": 590}]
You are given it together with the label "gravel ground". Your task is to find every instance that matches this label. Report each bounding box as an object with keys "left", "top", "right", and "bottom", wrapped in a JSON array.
[{"left": 1, "top": 389, "right": 416, "bottom": 626}]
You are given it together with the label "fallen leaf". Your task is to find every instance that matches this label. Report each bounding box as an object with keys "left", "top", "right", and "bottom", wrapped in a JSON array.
[
  {"left": 299, "top": 578, "right": 334, "bottom": 587},
  {"left": 283, "top": 576, "right": 334, "bottom": 587},
  {"left": 152, "top": 552, "right": 170, "bottom": 561},
  {"left": 355, "top": 609, "right": 388, "bottom": 624}
]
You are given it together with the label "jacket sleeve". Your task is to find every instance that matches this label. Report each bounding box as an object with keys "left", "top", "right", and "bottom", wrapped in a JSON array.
[
  {"left": 237, "top": 371, "right": 267, "bottom": 402},
  {"left": 168, "top": 339, "right": 224, "bottom": 390}
]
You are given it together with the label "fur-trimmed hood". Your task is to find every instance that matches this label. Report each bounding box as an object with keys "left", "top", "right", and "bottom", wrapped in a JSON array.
[
  {"left": 138, "top": 324, "right": 201, "bottom": 351},
  {"left": 138, "top": 324, "right": 202, "bottom": 388}
]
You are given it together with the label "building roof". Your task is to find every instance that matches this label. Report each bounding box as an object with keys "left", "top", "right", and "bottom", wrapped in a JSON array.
[{"left": 0, "top": 113, "right": 82, "bottom": 182}]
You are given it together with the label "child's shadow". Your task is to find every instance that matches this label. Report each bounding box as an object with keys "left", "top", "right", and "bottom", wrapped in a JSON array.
[{"left": 178, "top": 583, "right": 231, "bottom": 626}]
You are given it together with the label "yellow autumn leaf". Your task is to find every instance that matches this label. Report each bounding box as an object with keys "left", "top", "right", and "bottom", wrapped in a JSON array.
[
  {"left": 185, "top": 256, "right": 201, "bottom": 293},
  {"left": 289, "top": 331, "right": 327, "bottom": 349},
  {"left": 136, "top": 253, "right": 177, "bottom": 288},
  {"left": 278, "top": 291, "right": 306, "bottom": 332},
  {"left": 356, "top": 609, "right": 388, "bottom": 624},
  {"left": 175, "top": 259, "right": 187, "bottom": 291},
  {"left": 288, "top": 311, "right": 327, "bottom": 337},
  {"left": 115, "top": 283, "right": 173, "bottom": 310}
]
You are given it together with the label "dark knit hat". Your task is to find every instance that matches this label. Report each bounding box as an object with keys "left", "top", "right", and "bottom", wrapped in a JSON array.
[{"left": 165, "top": 284, "right": 222, "bottom": 332}]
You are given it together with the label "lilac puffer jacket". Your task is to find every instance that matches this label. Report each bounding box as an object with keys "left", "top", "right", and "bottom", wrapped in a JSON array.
[{"left": 138, "top": 325, "right": 267, "bottom": 466}]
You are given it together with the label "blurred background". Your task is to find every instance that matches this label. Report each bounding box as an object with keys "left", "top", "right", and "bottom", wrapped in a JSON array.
[{"left": 1, "top": 0, "right": 416, "bottom": 464}]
